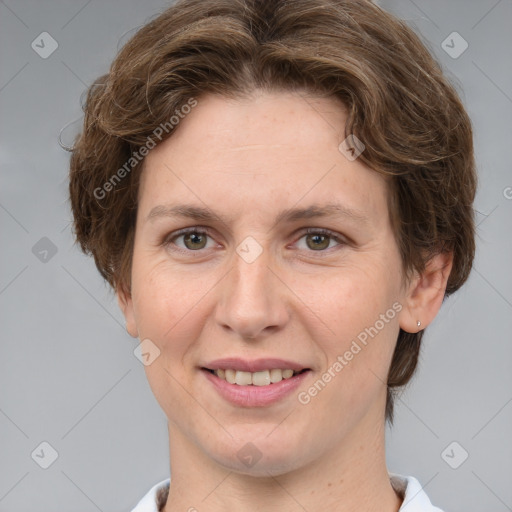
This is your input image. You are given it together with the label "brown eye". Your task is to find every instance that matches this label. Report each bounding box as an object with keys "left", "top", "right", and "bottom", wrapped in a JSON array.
[
  {"left": 164, "top": 227, "right": 215, "bottom": 254},
  {"left": 183, "top": 232, "right": 208, "bottom": 250},
  {"left": 305, "top": 233, "right": 331, "bottom": 250},
  {"left": 295, "top": 229, "right": 345, "bottom": 252}
]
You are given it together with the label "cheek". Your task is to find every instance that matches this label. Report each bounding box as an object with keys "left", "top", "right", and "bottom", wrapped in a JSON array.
[
  {"left": 303, "top": 262, "right": 400, "bottom": 340},
  {"left": 130, "top": 257, "right": 206, "bottom": 363},
  {"left": 298, "top": 259, "right": 401, "bottom": 395},
  {"left": 132, "top": 254, "right": 194, "bottom": 328},
  {"left": 130, "top": 259, "right": 208, "bottom": 413},
  {"left": 299, "top": 276, "right": 400, "bottom": 429}
]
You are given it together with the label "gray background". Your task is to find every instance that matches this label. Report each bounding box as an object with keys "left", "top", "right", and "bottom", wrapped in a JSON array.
[{"left": 0, "top": 0, "right": 511, "bottom": 510}]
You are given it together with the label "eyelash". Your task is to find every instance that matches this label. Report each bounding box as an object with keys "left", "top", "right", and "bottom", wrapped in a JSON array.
[{"left": 162, "top": 226, "right": 347, "bottom": 256}]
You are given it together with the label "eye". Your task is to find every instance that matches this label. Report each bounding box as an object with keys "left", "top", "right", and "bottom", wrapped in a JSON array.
[
  {"left": 295, "top": 228, "right": 346, "bottom": 252},
  {"left": 163, "top": 227, "right": 217, "bottom": 253},
  {"left": 162, "top": 227, "right": 347, "bottom": 255}
]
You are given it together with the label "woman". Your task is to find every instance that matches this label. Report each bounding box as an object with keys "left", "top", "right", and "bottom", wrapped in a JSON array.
[{"left": 68, "top": 0, "right": 476, "bottom": 510}]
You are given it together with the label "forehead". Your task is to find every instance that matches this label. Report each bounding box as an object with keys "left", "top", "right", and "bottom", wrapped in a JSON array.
[
  {"left": 157, "top": 90, "right": 349, "bottom": 153},
  {"left": 138, "top": 91, "right": 389, "bottom": 226}
]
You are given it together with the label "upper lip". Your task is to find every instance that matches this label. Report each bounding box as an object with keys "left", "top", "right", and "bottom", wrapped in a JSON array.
[{"left": 202, "top": 358, "right": 309, "bottom": 373}]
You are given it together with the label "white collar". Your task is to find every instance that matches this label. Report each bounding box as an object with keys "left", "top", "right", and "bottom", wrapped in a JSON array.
[{"left": 389, "top": 473, "right": 444, "bottom": 511}]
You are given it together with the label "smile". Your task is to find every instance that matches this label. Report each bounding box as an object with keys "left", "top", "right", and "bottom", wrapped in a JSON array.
[
  {"left": 204, "top": 368, "right": 308, "bottom": 386},
  {"left": 201, "top": 366, "right": 311, "bottom": 407}
]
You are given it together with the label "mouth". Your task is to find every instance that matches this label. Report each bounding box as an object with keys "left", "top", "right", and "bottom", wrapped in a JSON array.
[
  {"left": 201, "top": 367, "right": 310, "bottom": 386},
  {"left": 200, "top": 359, "right": 312, "bottom": 407}
]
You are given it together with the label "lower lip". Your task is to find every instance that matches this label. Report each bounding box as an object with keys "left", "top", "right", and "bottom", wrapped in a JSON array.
[{"left": 201, "top": 369, "right": 311, "bottom": 407}]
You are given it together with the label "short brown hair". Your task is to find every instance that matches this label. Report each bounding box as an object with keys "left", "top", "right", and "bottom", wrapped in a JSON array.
[{"left": 68, "top": 0, "right": 477, "bottom": 424}]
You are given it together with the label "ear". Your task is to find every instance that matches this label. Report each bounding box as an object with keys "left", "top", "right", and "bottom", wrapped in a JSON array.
[
  {"left": 398, "top": 250, "right": 454, "bottom": 333},
  {"left": 117, "top": 284, "right": 139, "bottom": 338}
]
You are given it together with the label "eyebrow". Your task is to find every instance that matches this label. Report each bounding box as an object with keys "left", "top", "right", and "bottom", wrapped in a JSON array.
[{"left": 146, "top": 202, "right": 369, "bottom": 227}]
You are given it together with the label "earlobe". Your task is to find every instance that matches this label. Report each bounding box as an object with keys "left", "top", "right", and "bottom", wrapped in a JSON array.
[
  {"left": 398, "top": 251, "right": 454, "bottom": 333},
  {"left": 116, "top": 285, "right": 139, "bottom": 338}
]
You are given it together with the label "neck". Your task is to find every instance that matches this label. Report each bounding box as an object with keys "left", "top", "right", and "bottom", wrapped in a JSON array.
[{"left": 163, "top": 409, "right": 402, "bottom": 512}]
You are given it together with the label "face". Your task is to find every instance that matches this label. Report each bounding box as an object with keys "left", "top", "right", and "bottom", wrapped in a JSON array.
[{"left": 119, "top": 90, "right": 422, "bottom": 476}]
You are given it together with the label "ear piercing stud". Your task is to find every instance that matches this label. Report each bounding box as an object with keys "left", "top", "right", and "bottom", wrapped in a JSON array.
[{"left": 417, "top": 321, "right": 421, "bottom": 327}]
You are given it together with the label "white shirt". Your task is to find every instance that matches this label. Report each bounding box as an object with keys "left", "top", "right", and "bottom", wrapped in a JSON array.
[{"left": 130, "top": 473, "right": 444, "bottom": 511}]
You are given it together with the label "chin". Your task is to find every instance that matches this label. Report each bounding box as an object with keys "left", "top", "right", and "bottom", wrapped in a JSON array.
[
  {"left": 206, "top": 430, "right": 307, "bottom": 478},
  {"left": 216, "top": 450, "right": 305, "bottom": 478}
]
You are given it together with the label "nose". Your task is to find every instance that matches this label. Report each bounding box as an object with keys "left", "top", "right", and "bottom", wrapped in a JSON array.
[{"left": 214, "top": 245, "right": 290, "bottom": 341}]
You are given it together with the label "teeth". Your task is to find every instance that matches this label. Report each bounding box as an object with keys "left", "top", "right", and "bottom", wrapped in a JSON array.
[
  {"left": 270, "top": 368, "right": 283, "bottom": 383},
  {"left": 225, "top": 369, "right": 236, "bottom": 384},
  {"left": 252, "top": 370, "right": 271, "bottom": 386},
  {"left": 213, "top": 368, "right": 301, "bottom": 386},
  {"left": 235, "top": 371, "right": 252, "bottom": 386}
]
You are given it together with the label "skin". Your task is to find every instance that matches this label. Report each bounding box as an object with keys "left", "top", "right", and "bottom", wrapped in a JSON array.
[{"left": 118, "top": 90, "right": 453, "bottom": 512}]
